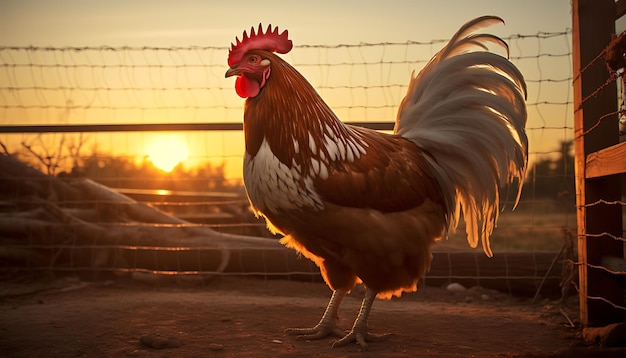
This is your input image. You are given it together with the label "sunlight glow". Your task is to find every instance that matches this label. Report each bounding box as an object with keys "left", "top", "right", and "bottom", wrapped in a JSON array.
[{"left": 146, "top": 136, "right": 189, "bottom": 172}]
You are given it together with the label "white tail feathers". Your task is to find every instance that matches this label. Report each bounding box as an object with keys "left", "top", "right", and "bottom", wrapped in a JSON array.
[{"left": 394, "top": 16, "right": 528, "bottom": 257}]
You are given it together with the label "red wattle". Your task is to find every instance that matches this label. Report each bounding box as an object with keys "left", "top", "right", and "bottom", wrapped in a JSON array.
[{"left": 235, "top": 76, "right": 260, "bottom": 98}]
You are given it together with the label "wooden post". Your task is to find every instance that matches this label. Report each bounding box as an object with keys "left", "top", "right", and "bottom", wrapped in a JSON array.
[{"left": 572, "top": 0, "right": 625, "bottom": 327}]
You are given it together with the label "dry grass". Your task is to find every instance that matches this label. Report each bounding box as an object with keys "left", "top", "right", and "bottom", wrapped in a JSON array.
[{"left": 436, "top": 200, "right": 577, "bottom": 253}]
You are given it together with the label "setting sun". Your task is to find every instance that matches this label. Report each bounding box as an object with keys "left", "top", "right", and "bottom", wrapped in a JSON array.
[{"left": 146, "top": 135, "right": 189, "bottom": 172}]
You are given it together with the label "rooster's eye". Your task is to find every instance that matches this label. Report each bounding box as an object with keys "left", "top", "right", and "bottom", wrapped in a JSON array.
[{"left": 247, "top": 55, "right": 270, "bottom": 67}]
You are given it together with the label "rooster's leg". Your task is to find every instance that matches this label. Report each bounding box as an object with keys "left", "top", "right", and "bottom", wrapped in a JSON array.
[
  {"left": 332, "top": 287, "right": 388, "bottom": 350},
  {"left": 284, "top": 289, "right": 346, "bottom": 339}
]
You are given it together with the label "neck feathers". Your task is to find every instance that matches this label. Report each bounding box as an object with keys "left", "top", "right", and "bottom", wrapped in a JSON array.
[{"left": 243, "top": 51, "right": 350, "bottom": 171}]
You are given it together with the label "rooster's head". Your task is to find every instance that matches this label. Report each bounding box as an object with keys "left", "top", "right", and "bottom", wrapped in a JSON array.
[{"left": 225, "top": 24, "right": 293, "bottom": 98}]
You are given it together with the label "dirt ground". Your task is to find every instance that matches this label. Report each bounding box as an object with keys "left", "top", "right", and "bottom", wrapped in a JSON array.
[{"left": 0, "top": 275, "right": 624, "bottom": 358}]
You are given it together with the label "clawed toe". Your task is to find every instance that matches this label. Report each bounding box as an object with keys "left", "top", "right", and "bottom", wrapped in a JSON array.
[
  {"left": 332, "top": 330, "right": 392, "bottom": 350},
  {"left": 332, "top": 330, "right": 367, "bottom": 349},
  {"left": 284, "top": 323, "right": 344, "bottom": 340}
]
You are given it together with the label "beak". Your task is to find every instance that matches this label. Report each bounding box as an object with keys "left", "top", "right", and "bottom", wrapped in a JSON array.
[{"left": 225, "top": 66, "right": 241, "bottom": 78}]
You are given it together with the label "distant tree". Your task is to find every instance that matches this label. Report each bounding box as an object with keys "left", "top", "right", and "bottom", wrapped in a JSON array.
[
  {"left": 78, "top": 153, "right": 239, "bottom": 193},
  {"left": 21, "top": 134, "right": 68, "bottom": 176},
  {"left": 523, "top": 140, "right": 575, "bottom": 204}
]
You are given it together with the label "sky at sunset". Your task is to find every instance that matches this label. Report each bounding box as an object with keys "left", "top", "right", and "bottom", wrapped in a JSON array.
[
  {"left": 1, "top": 0, "right": 575, "bottom": 179},
  {"left": 1, "top": 1, "right": 571, "bottom": 47}
]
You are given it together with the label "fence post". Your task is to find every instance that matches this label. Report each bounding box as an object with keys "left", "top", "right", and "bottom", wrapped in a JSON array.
[{"left": 572, "top": 0, "right": 625, "bottom": 328}]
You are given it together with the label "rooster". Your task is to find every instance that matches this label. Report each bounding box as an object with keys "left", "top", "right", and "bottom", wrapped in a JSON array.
[{"left": 225, "top": 16, "right": 527, "bottom": 349}]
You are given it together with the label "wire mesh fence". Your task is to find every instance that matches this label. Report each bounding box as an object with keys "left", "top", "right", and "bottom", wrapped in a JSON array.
[
  {"left": 0, "top": 30, "right": 576, "bottom": 298},
  {"left": 572, "top": 0, "right": 626, "bottom": 328}
]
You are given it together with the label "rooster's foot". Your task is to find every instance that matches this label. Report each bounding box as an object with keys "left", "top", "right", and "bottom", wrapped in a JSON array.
[
  {"left": 284, "top": 289, "right": 346, "bottom": 341},
  {"left": 284, "top": 323, "right": 344, "bottom": 340},
  {"left": 330, "top": 287, "right": 390, "bottom": 350}
]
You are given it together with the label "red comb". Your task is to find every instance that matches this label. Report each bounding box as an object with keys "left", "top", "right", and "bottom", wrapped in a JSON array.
[{"left": 228, "top": 24, "right": 293, "bottom": 66}]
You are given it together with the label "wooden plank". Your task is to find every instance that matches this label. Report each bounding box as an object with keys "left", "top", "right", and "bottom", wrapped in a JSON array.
[
  {"left": 586, "top": 142, "right": 626, "bottom": 178},
  {"left": 573, "top": 0, "right": 626, "bottom": 328},
  {"left": 617, "top": 0, "right": 626, "bottom": 19},
  {"left": 572, "top": 0, "right": 587, "bottom": 326},
  {"left": 601, "top": 256, "right": 626, "bottom": 274}
]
